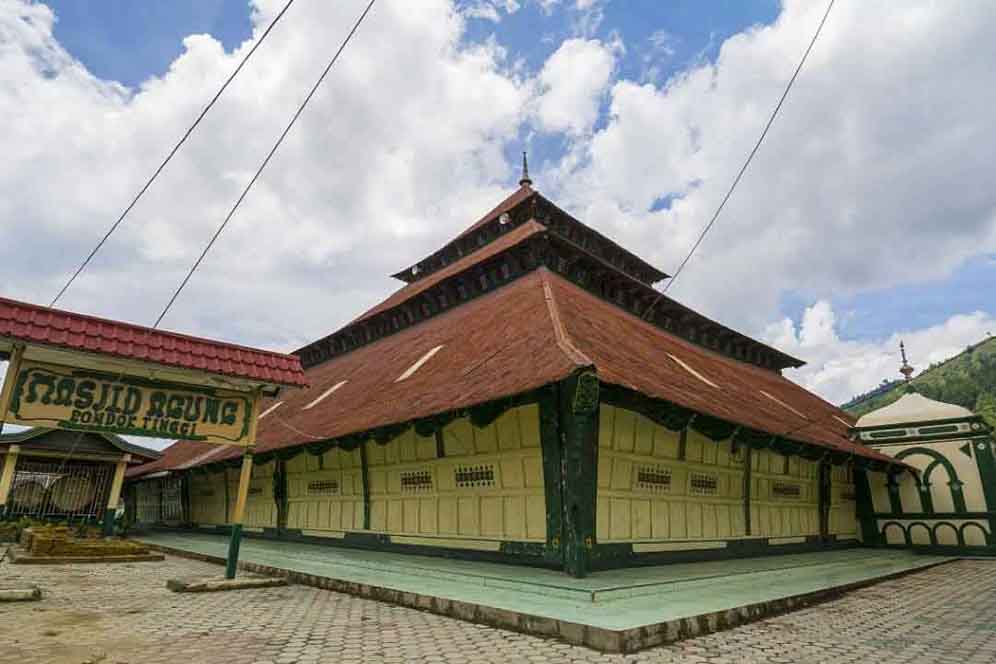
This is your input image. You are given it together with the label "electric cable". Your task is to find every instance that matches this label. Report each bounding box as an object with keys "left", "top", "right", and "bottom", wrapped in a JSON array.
[
  {"left": 643, "top": 0, "right": 835, "bottom": 320},
  {"left": 49, "top": 0, "right": 300, "bottom": 308},
  {"left": 153, "top": 0, "right": 378, "bottom": 329}
]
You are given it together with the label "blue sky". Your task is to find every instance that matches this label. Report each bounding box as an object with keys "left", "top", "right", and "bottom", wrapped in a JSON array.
[
  {"left": 43, "top": 0, "right": 988, "bottom": 349},
  {"left": 5, "top": 0, "right": 994, "bottom": 404}
]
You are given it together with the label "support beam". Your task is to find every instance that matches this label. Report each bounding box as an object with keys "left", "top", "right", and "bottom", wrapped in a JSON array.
[
  {"left": 742, "top": 445, "right": 753, "bottom": 536},
  {"left": 0, "top": 444, "right": 21, "bottom": 518},
  {"left": 0, "top": 344, "right": 25, "bottom": 436},
  {"left": 102, "top": 454, "right": 131, "bottom": 537},
  {"left": 559, "top": 371, "right": 599, "bottom": 578},
  {"left": 226, "top": 450, "right": 254, "bottom": 579}
]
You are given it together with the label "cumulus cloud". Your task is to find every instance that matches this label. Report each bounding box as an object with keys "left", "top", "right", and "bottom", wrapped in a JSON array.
[
  {"left": 766, "top": 302, "right": 996, "bottom": 405},
  {"left": 2, "top": 0, "right": 994, "bottom": 412},
  {"left": 545, "top": 0, "right": 996, "bottom": 337},
  {"left": 532, "top": 37, "right": 617, "bottom": 135},
  {"left": 0, "top": 0, "right": 530, "bottom": 351}
]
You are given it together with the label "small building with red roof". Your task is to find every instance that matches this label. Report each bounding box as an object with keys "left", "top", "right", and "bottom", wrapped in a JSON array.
[{"left": 126, "top": 167, "right": 904, "bottom": 576}]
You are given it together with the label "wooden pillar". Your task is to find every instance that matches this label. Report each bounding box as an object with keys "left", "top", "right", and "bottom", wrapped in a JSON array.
[
  {"left": 559, "top": 371, "right": 599, "bottom": 578},
  {"left": 742, "top": 445, "right": 753, "bottom": 536},
  {"left": 818, "top": 458, "right": 831, "bottom": 542},
  {"left": 226, "top": 449, "right": 254, "bottom": 579},
  {"left": 0, "top": 444, "right": 21, "bottom": 518},
  {"left": 102, "top": 454, "right": 131, "bottom": 536},
  {"left": 0, "top": 345, "right": 25, "bottom": 437}
]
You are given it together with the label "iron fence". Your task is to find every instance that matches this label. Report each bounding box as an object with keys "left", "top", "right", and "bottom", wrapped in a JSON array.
[{"left": 7, "top": 458, "right": 113, "bottom": 522}]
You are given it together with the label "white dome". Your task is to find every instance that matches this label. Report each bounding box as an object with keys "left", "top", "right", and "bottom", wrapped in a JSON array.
[{"left": 855, "top": 391, "right": 974, "bottom": 428}]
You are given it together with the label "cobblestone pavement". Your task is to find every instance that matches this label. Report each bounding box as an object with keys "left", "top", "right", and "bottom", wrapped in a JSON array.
[{"left": 1, "top": 555, "right": 994, "bottom": 663}]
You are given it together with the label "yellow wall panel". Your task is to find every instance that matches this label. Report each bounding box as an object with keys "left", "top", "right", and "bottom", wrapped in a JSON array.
[
  {"left": 360, "top": 407, "right": 546, "bottom": 548},
  {"left": 596, "top": 404, "right": 746, "bottom": 545}
]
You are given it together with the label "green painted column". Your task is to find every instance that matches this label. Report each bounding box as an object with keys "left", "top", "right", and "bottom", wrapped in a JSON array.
[
  {"left": 538, "top": 386, "right": 565, "bottom": 567},
  {"left": 359, "top": 443, "right": 371, "bottom": 530},
  {"left": 274, "top": 459, "right": 289, "bottom": 534},
  {"left": 971, "top": 434, "right": 996, "bottom": 549},
  {"left": 559, "top": 371, "right": 599, "bottom": 578},
  {"left": 226, "top": 450, "right": 254, "bottom": 579},
  {"left": 818, "top": 459, "right": 831, "bottom": 542},
  {"left": 854, "top": 468, "right": 879, "bottom": 545}
]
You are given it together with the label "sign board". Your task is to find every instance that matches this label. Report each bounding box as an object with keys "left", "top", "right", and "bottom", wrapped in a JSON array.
[{"left": 1, "top": 359, "right": 259, "bottom": 446}]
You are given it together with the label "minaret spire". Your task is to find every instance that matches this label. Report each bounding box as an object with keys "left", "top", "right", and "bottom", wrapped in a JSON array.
[
  {"left": 519, "top": 151, "right": 532, "bottom": 188},
  {"left": 899, "top": 340, "right": 915, "bottom": 383}
]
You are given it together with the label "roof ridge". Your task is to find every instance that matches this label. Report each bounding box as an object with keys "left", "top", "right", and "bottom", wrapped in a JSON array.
[{"left": 539, "top": 268, "right": 593, "bottom": 368}]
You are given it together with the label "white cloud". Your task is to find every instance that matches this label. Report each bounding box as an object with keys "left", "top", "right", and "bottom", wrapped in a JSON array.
[
  {"left": 0, "top": 0, "right": 530, "bottom": 351},
  {"left": 532, "top": 37, "right": 617, "bottom": 135},
  {"left": 767, "top": 301, "right": 996, "bottom": 405},
  {"left": 2, "top": 0, "right": 995, "bottom": 413},
  {"left": 461, "top": 0, "right": 521, "bottom": 22},
  {"left": 543, "top": 0, "right": 996, "bottom": 339}
]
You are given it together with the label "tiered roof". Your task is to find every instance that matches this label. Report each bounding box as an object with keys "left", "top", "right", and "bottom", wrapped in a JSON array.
[{"left": 133, "top": 181, "right": 898, "bottom": 478}]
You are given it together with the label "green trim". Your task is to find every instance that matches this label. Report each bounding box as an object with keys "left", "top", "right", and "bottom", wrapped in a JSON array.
[
  {"left": 865, "top": 432, "right": 991, "bottom": 446},
  {"left": 818, "top": 459, "right": 830, "bottom": 540},
  {"left": 854, "top": 414, "right": 987, "bottom": 433},
  {"left": 359, "top": 442, "right": 371, "bottom": 530},
  {"left": 886, "top": 473, "right": 903, "bottom": 514},
  {"left": 559, "top": 372, "right": 599, "bottom": 578},
  {"left": 537, "top": 385, "right": 565, "bottom": 567},
  {"left": 225, "top": 523, "right": 243, "bottom": 579},
  {"left": 589, "top": 535, "right": 858, "bottom": 569},
  {"left": 743, "top": 445, "right": 752, "bottom": 536},
  {"left": 274, "top": 459, "right": 289, "bottom": 533},
  {"left": 894, "top": 446, "right": 967, "bottom": 513},
  {"left": 102, "top": 508, "right": 115, "bottom": 537},
  {"left": 972, "top": 437, "right": 996, "bottom": 538},
  {"left": 854, "top": 468, "right": 879, "bottom": 544},
  {"left": 869, "top": 510, "right": 996, "bottom": 519}
]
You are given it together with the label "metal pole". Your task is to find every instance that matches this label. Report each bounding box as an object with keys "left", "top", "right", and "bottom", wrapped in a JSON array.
[{"left": 225, "top": 449, "right": 254, "bottom": 579}]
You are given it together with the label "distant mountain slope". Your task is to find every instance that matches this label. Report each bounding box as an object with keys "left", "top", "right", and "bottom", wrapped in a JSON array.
[{"left": 842, "top": 336, "right": 996, "bottom": 428}]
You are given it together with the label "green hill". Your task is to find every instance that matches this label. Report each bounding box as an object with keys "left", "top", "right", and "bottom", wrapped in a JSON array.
[{"left": 842, "top": 336, "right": 996, "bottom": 428}]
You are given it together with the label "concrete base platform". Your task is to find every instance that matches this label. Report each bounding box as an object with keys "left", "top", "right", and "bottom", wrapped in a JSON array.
[
  {"left": 167, "top": 574, "right": 289, "bottom": 593},
  {"left": 137, "top": 532, "right": 953, "bottom": 653},
  {"left": 6, "top": 545, "right": 164, "bottom": 565},
  {"left": 0, "top": 585, "right": 42, "bottom": 602}
]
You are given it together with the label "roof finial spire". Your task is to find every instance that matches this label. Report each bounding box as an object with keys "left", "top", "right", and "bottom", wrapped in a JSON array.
[
  {"left": 519, "top": 151, "right": 532, "bottom": 188},
  {"left": 899, "top": 340, "right": 915, "bottom": 383}
]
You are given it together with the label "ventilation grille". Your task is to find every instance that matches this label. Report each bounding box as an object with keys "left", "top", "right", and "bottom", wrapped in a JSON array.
[
  {"left": 772, "top": 482, "right": 801, "bottom": 498},
  {"left": 635, "top": 465, "right": 672, "bottom": 493},
  {"left": 247, "top": 487, "right": 263, "bottom": 496},
  {"left": 455, "top": 465, "right": 495, "bottom": 488},
  {"left": 308, "top": 480, "right": 340, "bottom": 496},
  {"left": 689, "top": 473, "right": 719, "bottom": 496},
  {"left": 400, "top": 470, "right": 433, "bottom": 492}
]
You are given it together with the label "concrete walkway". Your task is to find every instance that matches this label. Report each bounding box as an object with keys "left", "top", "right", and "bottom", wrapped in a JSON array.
[{"left": 136, "top": 532, "right": 953, "bottom": 652}]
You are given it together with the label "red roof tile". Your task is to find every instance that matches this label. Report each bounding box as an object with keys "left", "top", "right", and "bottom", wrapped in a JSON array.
[
  {"left": 171, "top": 268, "right": 891, "bottom": 471},
  {"left": 0, "top": 296, "right": 307, "bottom": 388}
]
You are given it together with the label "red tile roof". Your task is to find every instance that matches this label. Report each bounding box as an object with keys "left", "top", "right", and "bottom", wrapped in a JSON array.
[
  {"left": 125, "top": 440, "right": 223, "bottom": 479},
  {"left": 0, "top": 296, "right": 307, "bottom": 388},
  {"left": 155, "top": 268, "right": 892, "bottom": 472}
]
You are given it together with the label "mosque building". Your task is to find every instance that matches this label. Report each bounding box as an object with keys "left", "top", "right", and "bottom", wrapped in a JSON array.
[
  {"left": 853, "top": 345, "right": 996, "bottom": 552},
  {"left": 126, "top": 160, "right": 912, "bottom": 577}
]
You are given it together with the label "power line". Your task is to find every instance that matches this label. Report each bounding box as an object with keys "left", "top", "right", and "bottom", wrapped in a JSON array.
[
  {"left": 154, "top": 0, "right": 378, "bottom": 329},
  {"left": 49, "top": 0, "right": 300, "bottom": 308},
  {"left": 643, "top": 0, "right": 835, "bottom": 320}
]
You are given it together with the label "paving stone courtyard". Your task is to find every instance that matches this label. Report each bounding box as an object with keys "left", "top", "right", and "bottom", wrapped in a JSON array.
[{"left": 1, "top": 554, "right": 994, "bottom": 664}]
